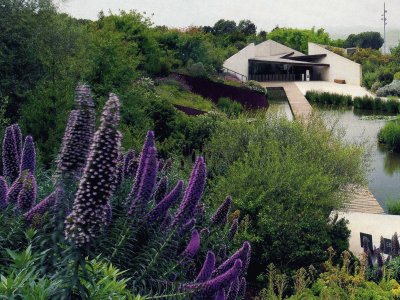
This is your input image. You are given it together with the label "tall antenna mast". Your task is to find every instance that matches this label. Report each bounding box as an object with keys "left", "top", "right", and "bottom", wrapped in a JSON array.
[{"left": 381, "top": 2, "right": 388, "bottom": 54}]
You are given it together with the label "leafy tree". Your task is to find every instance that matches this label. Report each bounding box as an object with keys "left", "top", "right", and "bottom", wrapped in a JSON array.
[
  {"left": 344, "top": 32, "right": 384, "bottom": 50},
  {"left": 238, "top": 19, "right": 256, "bottom": 35},
  {"left": 213, "top": 19, "right": 237, "bottom": 35}
]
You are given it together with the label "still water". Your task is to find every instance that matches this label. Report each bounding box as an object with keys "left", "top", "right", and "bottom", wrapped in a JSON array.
[{"left": 317, "top": 108, "right": 400, "bottom": 209}]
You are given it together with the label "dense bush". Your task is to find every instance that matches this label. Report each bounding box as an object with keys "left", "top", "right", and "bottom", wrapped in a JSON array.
[
  {"left": 387, "top": 200, "right": 400, "bottom": 215},
  {"left": 378, "top": 118, "right": 400, "bottom": 151},
  {"left": 244, "top": 80, "right": 267, "bottom": 95},
  {"left": 305, "top": 91, "right": 352, "bottom": 106},
  {"left": 0, "top": 85, "right": 251, "bottom": 299},
  {"left": 217, "top": 97, "right": 244, "bottom": 117},
  {"left": 205, "top": 114, "right": 366, "bottom": 278},
  {"left": 377, "top": 80, "right": 400, "bottom": 97}
]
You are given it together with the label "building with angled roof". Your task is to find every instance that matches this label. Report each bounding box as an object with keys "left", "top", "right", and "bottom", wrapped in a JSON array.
[{"left": 223, "top": 40, "right": 362, "bottom": 86}]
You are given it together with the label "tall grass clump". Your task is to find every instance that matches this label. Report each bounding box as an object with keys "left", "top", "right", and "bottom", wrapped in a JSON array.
[
  {"left": 378, "top": 117, "right": 400, "bottom": 151},
  {"left": 305, "top": 91, "right": 352, "bottom": 106},
  {"left": 0, "top": 84, "right": 251, "bottom": 299}
]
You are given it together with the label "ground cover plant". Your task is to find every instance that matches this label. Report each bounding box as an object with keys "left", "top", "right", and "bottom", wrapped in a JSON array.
[{"left": 0, "top": 85, "right": 251, "bottom": 299}]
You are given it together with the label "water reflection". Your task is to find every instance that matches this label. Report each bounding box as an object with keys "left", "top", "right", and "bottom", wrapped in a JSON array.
[{"left": 315, "top": 106, "right": 400, "bottom": 208}]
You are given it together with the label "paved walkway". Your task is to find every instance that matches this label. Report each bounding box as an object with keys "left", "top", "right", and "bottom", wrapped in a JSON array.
[
  {"left": 262, "top": 82, "right": 312, "bottom": 119},
  {"left": 261, "top": 81, "right": 384, "bottom": 215},
  {"left": 294, "top": 81, "right": 374, "bottom": 98}
]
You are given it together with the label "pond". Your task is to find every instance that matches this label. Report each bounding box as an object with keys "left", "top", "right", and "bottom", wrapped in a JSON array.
[
  {"left": 313, "top": 107, "right": 400, "bottom": 210},
  {"left": 267, "top": 87, "right": 294, "bottom": 121}
]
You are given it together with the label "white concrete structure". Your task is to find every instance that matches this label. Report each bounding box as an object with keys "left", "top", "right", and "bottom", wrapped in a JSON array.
[
  {"left": 337, "top": 211, "right": 400, "bottom": 256},
  {"left": 308, "top": 43, "right": 362, "bottom": 86},
  {"left": 223, "top": 40, "right": 362, "bottom": 86}
]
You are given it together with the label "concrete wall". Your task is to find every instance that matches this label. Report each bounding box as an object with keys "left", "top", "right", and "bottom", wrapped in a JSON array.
[
  {"left": 255, "top": 40, "right": 304, "bottom": 57},
  {"left": 223, "top": 43, "right": 255, "bottom": 80},
  {"left": 308, "top": 43, "right": 362, "bottom": 86}
]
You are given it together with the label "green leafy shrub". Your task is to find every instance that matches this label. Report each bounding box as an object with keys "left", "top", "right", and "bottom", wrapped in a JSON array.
[
  {"left": 387, "top": 200, "right": 400, "bottom": 215},
  {"left": 206, "top": 114, "right": 365, "bottom": 276},
  {"left": 244, "top": 80, "right": 267, "bottom": 95},
  {"left": 378, "top": 117, "right": 400, "bottom": 151},
  {"left": 217, "top": 97, "right": 244, "bottom": 117},
  {"left": 371, "top": 81, "right": 382, "bottom": 93},
  {"left": 187, "top": 62, "right": 208, "bottom": 78},
  {"left": 394, "top": 72, "right": 400, "bottom": 80}
]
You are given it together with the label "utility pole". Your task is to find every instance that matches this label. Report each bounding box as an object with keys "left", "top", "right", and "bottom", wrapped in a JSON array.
[{"left": 381, "top": 2, "right": 388, "bottom": 54}]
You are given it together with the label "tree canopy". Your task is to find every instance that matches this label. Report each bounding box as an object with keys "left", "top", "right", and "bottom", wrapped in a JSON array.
[{"left": 344, "top": 32, "right": 384, "bottom": 50}]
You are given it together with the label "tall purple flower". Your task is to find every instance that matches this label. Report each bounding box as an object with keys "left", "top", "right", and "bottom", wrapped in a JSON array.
[
  {"left": 65, "top": 93, "right": 121, "bottom": 247},
  {"left": 146, "top": 180, "right": 183, "bottom": 224},
  {"left": 11, "top": 124, "right": 22, "bottom": 161},
  {"left": 226, "top": 276, "right": 239, "bottom": 300},
  {"left": 172, "top": 157, "right": 206, "bottom": 227},
  {"left": 125, "top": 158, "right": 138, "bottom": 179},
  {"left": 127, "top": 131, "right": 155, "bottom": 203},
  {"left": 181, "top": 229, "right": 200, "bottom": 258},
  {"left": 154, "top": 176, "right": 168, "bottom": 204},
  {"left": 229, "top": 218, "right": 239, "bottom": 240},
  {"left": 105, "top": 203, "right": 112, "bottom": 225},
  {"left": 56, "top": 85, "right": 95, "bottom": 178},
  {"left": 2, "top": 125, "right": 21, "bottom": 183},
  {"left": 128, "top": 146, "right": 158, "bottom": 216},
  {"left": 237, "top": 277, "right": 246, "bottom": 299},
  {"left": 182, "top": 259, "right": 242, "bottom": 296},
  {"left": 17, "top": 173, "right": 37, "bottom": 212},
  {"left": 0, "top": 176, "right": 7, "bottom": 209},
  {"left": 24, "top": 188, "right": 63, "bottom": 222},
  {"left": 213, "top": 242, "right": 251, "bottom": 277},
  {"left": 211, "top": 197, "right": 231, "bottom": 226},
  {"left": 6, "top": 174, "right": 24, "bottom": 203},
  {"left": 20, "top": 136, "right": 36, "bottom": 174},
  {"left": 196, "top": 251, "right": 216, "bottom": 283},
  {"left": 123, "top": 149, "right": 135, "bottom": 177}
]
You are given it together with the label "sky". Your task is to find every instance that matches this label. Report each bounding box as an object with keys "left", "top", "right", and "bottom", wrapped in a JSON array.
[{"left": 58, "top": 0, "right": 399, "bottom": 33}]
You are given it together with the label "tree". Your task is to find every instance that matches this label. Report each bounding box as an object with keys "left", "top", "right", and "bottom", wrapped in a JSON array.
[
  {"left": 212, "top": 19, "right": 237, "bottom": 35},
  {"left": 238, "top": 20, "right": 256, "bottom": 35},
  {"left": 344, "top": 32, "right": 384, "bottom": 50},
  {"left": 258, "top": 30, "right": 267, "bottom": 40}
]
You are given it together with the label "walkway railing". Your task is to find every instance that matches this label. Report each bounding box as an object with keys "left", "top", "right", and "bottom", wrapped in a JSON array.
[
  {"left": 221, "top": 67, "right": 248, "bottom": 82},
  {"left": 250, "top": 74, "right": 322, "bottom": 82}
]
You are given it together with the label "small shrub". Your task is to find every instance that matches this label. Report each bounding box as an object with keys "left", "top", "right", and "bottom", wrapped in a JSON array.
[
  {"left": 387, "top": 200, "right": 400, "bottom": 215},
  {"left": 394, "top": 72, "right": 400, "bottom": 80},
  {"left": 378, "top": 117, "right": 400, "bottom": 151},
  {"left": 244, "top": 80, "right": 267, "bottom": 95},
  {"left": 371, "top": 81, "right": 382, "bottom": 93},
  {"left": 377, "top": 80, "right": 400, "bottom": 97},
  {"left": 217, "top": 97, "right": 244, "bottom": 117},
  {"left": 188, "top": 62, "right": 207, "bottom": 78}
]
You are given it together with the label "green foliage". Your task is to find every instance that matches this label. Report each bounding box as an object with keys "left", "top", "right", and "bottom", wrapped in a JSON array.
[
  {"left": 377, "top": 80, "right": 400, "bottom": 97},
  {"left": 187, "top": 62, "right": 208, "bottom": 78},
  {"left": 267, "top": 27, "right": 342, "bottom": 53},
  {"left": 305, "top": 91, "right": 352, "bottom": 106},
  {"left": 378, "top": 117, "right": 400, "bottom": 151},
  {"left": 217, "top": 97, "right": 244, "bottom": 117},
  {"left": 206, "top": 114, "right": 365, "bottom": 275},
  {"left": 344, "top": 32, "right": 384, "bottom": 50},
  {"left": 244, "top": 80, "right": 267, "bottom": 95},
  {"left": 387, "top": 200, "right": 400, "bottom": 215}
]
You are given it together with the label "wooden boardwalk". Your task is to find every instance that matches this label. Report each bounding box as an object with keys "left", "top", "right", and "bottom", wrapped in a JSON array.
[{"left": 261, "top": 81, "right": 385, "bottom": 214}]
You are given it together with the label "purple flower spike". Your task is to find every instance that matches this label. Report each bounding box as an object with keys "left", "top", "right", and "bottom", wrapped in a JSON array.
[
  {"left": 65, "top": 93, "right": 121, "bottom": 247},
  {"left": 2, "top": 125, "right": 20, "bottom": 183},
  {"left": 211, "top": 197, "right": 231, "bottom": 226},
  {"left": 229, "top": 218, "right": 239, "bottom": 240},
  {"left": 182, "top": 259, "right": 242, "bottom": 296},
  {"left": 123, "top": 149, "right": 135, "bottom": 176},
  {"left": 20, "top": 136, "right": 36, "bottom": 174},
  {"left": 128, "top": 146, "right": 158, "bottom": 216},
  {"left": 114, "top": 152, "right": 124, "bottom": 187},
  {"left": 127, "top": 131, "right": 155, "bottom": 202},
  {"left": 154, "top": 176, "right": 168, "bottom": 204},
  {"left": 0, "top": 176, "right": 8, "bottom": 209},
  {"left": 214, "top": 289, "right": 225, "bottom": 300},
  {"left": 181, "top": 229, "right": 200, "bottom": 258},
  {"left": 180, "top": 218, "right": 196, "bottom": 236},
  {"left": 24, "top": 188, "right": 63, "bottom": 222},
  {"left": 237, "top": 277, "right": 246, "bottom": 299},
  {"left": 105, "top": 203, "right": 112, "bottom": 225},
  {"left": 125, "top": 158, "right": 138, "bottom": 178},
  {"left": 146, "top": 180, "right": 183, "bottom": 224},
  {"left": 6, "top": 174, "right": 24, "bottom": 204},
  {"left": 196, "top": 251, "right": 216, "bottom": 283},
  {"left": 17, "top": 173, "right": 37, "bottom": 212},
  {"left": 213, "top": 242, "right": 251, "bottom": 277},
  {"left": 172, "top": 157, "right": 206, "bottom": 227},
  {"left": 56, "top": 85, "right": 95, "bottom": 178},
  {"left": 11, "top": 124, "right": 22, "bottom": 160},
  {"left": 226, "top": 276, "right": 239, "bottom": 300}
]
